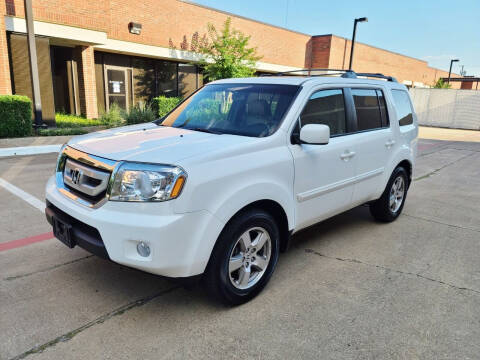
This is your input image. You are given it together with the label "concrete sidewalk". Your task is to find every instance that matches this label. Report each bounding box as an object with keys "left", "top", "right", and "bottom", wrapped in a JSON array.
[
  {"left": 419, "top": 126, "right": 480, "bottom": 142},
  {"left": 0, "top": 135, "right": 72, "bottom": 148}
]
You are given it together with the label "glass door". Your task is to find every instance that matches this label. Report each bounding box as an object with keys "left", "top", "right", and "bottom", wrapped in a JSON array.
[{"left": 105, "top": 67, "right": 128, "bottom": 111}]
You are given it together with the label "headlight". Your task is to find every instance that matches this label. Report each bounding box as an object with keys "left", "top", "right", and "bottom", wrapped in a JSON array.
[{"left": 108, "top": 162, "right": 187, "bottom": 202}]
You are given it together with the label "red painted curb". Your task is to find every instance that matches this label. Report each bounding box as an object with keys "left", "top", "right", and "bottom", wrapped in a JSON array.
[{"left": 0, "top": 232, "right": 54, "bottom": 252}]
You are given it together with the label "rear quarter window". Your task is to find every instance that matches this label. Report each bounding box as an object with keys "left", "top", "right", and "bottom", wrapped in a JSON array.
[{"left": 391, "top": 90, "right": 414, "bottom": 126}]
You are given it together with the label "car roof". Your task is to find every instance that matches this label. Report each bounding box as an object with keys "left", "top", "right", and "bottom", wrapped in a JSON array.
[{"left": 210, "top": 76, "right": 408, "bottom": 90}]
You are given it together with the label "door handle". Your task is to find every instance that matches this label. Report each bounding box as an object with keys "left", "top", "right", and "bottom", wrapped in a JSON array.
[
  {"left": 385, "top": 140, "right": 396, "bottom": 148},
  {"left": 340, "top": 150, "right": 356, "bottom": 161}
]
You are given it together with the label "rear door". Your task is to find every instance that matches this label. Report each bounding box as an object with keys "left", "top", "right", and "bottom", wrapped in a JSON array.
[{"left": 348, "top": 87, "right": 395, "bottom": 204}]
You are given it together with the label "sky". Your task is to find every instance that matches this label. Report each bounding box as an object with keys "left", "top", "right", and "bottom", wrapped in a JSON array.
[{"left": 191, "top": 0, "right": 480, "bottom": 76}]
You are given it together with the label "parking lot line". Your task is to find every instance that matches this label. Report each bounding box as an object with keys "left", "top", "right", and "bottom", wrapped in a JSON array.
[
  {"left": 0, "top": 177, "right": 45, "bottom": 212},
  {"left": 0, "top": 232, "right": 54, "bottom": 252}
]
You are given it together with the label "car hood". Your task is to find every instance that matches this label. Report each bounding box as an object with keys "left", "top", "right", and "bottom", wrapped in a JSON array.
[{"left": 67, "top": 123, "right": 255, "bottom": 164}]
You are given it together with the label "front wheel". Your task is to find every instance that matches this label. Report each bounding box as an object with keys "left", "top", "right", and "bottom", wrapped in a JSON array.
[
  {"left": 370, "top": 166, "right": 409, "bottom": 222},
  {"left": 204, "top": 209, "right": 280, "bottom": 305}
]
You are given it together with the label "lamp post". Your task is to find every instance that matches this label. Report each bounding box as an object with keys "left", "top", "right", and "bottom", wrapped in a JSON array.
[
  {"left": 348, "top": 17, "right": 368, "bottom": 71},
  {"left": 447, "top": 59, "right": 459, "bottom": 85}
]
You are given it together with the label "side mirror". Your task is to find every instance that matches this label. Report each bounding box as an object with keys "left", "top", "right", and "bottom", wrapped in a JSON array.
[{"left": 299, "top": 124, "right": 330, "bottom": 145}]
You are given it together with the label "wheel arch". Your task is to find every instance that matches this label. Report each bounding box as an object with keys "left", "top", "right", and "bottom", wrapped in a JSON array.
[
  {"left": 395, "top": 159, "right": 413, "bottom": 187},
  {"left": 213, "top": 199, "right": 292, "bottom": 260}
]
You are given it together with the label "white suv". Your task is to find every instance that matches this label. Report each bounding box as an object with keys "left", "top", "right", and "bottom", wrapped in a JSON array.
[{"left": 45, "top": 71, "right": 418, "bottom": 305}]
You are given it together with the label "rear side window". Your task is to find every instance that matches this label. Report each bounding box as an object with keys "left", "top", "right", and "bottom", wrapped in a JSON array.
[
  {"left": 300, "top": 89, "right": 347, "bottom": 136},
  {"left": 352, "top": 89, "right": 385, "bottom": 131},
  {"left": 391, "top": 90, "right": 414, "bottom": 126}
]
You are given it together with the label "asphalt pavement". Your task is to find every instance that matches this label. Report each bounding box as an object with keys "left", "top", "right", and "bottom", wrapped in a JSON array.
[{"left": 0, "top": 129, "right": 479, "bottom": 360}]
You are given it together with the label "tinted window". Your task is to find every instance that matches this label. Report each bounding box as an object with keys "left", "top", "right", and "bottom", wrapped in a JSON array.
[
  {"left": 300, "top": 89, "right": 346, "bottom": 136},
  {"left": 391, "top": 90, "right": 414, "bottom": 126},
  {"left": 352, "top": 89, "right": 383, "bottom": 131},
  {"left": 376, "top": 90, "right": 389, "bottom": 127},
  {"left": 160, "top": 84, "right": 299, "bottom": 137}
]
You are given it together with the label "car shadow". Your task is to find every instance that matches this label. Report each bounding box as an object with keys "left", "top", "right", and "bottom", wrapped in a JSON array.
[{"left": 51, "top": 204, "right": 380, "bottom": 311}]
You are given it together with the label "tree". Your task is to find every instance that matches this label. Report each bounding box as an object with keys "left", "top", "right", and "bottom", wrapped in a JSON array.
[
  {"left": 194, "top": 18, "right": 262, "bottom": 81},
  {"left": 433, "top": 78, "right": 451, "bottom": 89}
]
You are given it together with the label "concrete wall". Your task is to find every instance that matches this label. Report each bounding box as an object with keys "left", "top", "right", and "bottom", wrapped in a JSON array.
[{"left": 410, "top": 88, "right": 480, "bottom": 130}]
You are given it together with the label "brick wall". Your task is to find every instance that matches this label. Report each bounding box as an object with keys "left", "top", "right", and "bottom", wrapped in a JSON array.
[
  {"left": 6, "top": 0, "right": 310, "bottom": 68},
  {"left": 324, "top": 35, "right": 462, "bottom": 89},
  {"left": 2, "top": 0, "right": 467, "bottom": 92},
  {"left": 305, "top": 36, "right": 331, "bottom": 69},
  {"left": 0, "top": 1, "right": 12, "bottom": 94},
  {"left": 75, "top": 46, "right": 98, "bottom": 119}
]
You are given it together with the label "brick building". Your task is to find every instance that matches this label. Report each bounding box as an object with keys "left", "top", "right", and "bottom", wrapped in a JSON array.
[{"left": 0, "top": 0, "right": 463, "bottom": 122}]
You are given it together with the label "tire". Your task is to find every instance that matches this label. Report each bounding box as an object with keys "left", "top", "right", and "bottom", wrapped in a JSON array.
[
  {"left": 369, "top": 166, "right": 409, "bottom": 222},
  {"left": 204, "top": 208, "right": 280, "bottom": 305}
]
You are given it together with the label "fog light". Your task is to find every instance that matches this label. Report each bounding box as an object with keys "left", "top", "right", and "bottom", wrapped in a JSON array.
[{"left": 136, "top": 242, "right": 151, "bottom": 257}]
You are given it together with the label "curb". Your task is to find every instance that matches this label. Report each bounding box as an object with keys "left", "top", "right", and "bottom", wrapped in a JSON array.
[{"left": 0, "top": 144, "right": 62, "bottom": 157}]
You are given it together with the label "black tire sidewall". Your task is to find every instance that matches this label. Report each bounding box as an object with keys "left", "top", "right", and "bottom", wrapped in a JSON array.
[
  {"left": 382, "top": 167, "right": 408, "bottom": 220},
  {"left": 370, "top": 166, "right": 409, "bottom": 222},
  {"left": 207, "top": 209, "right": 280, "bottom": 304}
]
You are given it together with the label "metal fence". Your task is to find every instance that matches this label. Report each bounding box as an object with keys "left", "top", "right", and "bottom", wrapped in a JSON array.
[{"left": 409, "top": 88, "right": 480, "bottom": 130}]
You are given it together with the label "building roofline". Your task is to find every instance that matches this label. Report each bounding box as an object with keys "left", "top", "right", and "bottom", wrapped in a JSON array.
[
  {"left": 178, "top": 0, "right": 311, "bottom": 37},
  {"left": 313, "top": 34, "right": 460, "bottom": 75}
]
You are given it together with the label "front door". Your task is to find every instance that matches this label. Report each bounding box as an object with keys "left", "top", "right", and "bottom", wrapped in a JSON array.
[
  {"left": 289, "top": 88, "right": 357, "bottom": 230},
  {"left": 105, "top": 67, "right": 129, "bottom": 111}
]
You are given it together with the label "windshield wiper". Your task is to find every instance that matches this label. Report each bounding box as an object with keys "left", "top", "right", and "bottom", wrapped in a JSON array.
[{"left": 187, "top": 127, "right": 222, "bottom": 135}]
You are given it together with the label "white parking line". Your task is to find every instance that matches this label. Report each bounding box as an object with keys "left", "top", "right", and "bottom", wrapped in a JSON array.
[
  {"left": 0, "top": 177, "right": 45, "bottom": 212},
  {"left": 0, "top": 144, "right": 62, "bottom": 158}
]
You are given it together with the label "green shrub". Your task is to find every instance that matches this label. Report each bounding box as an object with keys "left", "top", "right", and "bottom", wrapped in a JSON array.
[
  {"left": 0, "top": 95, "right": 32, "bottom": 138},
  {"left": 152, "top": 96, "right": 182, "bottom": 118},
  {"left": 37, "top": 128, "right": 89, "bottom": 136},
  {"left": 55, "top": 113, "right": 102, "bottom": 128},
  {"left": 124, "top": 102, "right": 156, "bottom": 125},
  {"left": 99, "top": 103, "right": 125, "bottom": 128}
]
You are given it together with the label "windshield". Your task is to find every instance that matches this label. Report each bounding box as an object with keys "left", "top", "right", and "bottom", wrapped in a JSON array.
[{"left": 159, "top": 83, "right": 300, "bottom": 137}]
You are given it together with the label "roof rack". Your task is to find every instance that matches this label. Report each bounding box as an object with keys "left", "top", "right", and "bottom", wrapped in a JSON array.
[{"left": 260, "top": 68, "right": 397, "bottom": 82}]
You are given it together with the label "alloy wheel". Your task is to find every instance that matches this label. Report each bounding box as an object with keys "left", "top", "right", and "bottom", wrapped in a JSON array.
[
  {"left": 228, "top": 227, "right": 272, "bottom": 290},
  {"left": 389, "top": 176, "right": 405, "bottom": 213}
]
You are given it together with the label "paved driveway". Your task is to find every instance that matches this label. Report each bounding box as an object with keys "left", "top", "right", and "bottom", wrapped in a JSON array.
[{"left": 1, "top": 131, "right": 479, "bottom": 359}]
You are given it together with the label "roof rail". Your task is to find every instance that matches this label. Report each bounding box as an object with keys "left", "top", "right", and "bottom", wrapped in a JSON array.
[
  {"left": 260, "top": 68, "right": 397, "bottom": 82},
  {"left": 355, "top": 72, "right": 398, "bottom": 82}
]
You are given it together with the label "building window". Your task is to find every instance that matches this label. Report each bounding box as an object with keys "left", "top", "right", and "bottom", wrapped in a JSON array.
[{"left": 156, "top": 61, "right": 178, "bottom": 97}]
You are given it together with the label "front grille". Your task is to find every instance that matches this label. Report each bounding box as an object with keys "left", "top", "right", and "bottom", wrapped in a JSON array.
[
  {"left": 63, "top": 158, "right": 111, "bottom": 202},
  {"left": 56, "top": 146, "right": 117, "bottom": 208}
]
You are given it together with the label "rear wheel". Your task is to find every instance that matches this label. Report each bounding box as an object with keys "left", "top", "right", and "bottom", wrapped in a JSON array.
[
  {"left": 204, "top": 209, "right": 280, "bottom": 305},
  {"left": 370, "top": 166, "right": 409, "bottom": 222}
]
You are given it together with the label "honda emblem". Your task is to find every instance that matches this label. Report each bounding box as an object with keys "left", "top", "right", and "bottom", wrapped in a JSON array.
[{"left": 71, "top": 168, "right": 83, "bottom": 185}]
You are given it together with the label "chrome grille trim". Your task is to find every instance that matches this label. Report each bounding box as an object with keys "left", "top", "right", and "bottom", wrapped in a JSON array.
[
  {"left": 64, "top": 158, "right": 110, "bottom": 196},
  {"left": 56, "top": 146, "right": 118, "bottom": 208}
]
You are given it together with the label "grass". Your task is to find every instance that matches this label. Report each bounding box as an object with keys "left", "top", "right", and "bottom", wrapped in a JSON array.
[
  {"left": 35, "top": 113, "right": 105, "bottom": 137},
  {"left": 37, "top": 128, "right": 89, "bottom": 136},
  {"left": 55, "top": 113, "right": 104, "bottom": 128}
]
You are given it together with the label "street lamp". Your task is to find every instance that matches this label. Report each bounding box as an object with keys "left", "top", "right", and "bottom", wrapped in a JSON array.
[
  {"left": 447, "top": 59, "right": 459, "bottom": 85},
  {"left": 348, "top": 17, "right": 368, "bottom": 71}
]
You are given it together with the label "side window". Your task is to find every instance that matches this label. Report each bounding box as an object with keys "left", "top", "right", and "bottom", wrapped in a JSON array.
[
  {"left": 352, "top": 89, "right": 383, "bottom": 131},
  {"left": 376, "top": 90, "right": 389, "bottom": 127},
  {"left": 299, "top": 89, "right": 347, "bottom": 136},
  {"left": 391, "top": 90, "right": 414, "bottom": 126}
]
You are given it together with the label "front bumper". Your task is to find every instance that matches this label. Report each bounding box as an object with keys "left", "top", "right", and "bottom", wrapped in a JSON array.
[{"left": 45, "top": 176, "right": 225, "bottom": 278}]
